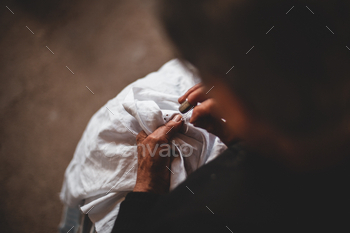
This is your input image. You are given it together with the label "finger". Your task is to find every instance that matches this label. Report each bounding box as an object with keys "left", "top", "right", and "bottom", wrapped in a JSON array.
[
  {"left": 192, "top": 116, "right": 222, "bottom": 136},
  {"left": 178, "top": 83, "right": 203, "bottom": 103},
  {"left": 150, "top": 114, "right": 184, "bottom": 143},
  {"left": 186, "top": 86, "right": 210, "bottom": 106},
  {"left": 190, "top": 99, "right": 217, "bottom": 123}
]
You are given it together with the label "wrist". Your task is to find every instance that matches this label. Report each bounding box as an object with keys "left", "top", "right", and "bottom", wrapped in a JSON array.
[{"left": 133, "top": 175, "right": 170, "bottom": 194}]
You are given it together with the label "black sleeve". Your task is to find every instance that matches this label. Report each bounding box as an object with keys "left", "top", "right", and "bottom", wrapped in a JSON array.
[
  {"left": 112, "top": 192, "right": 162, "bottom": 233},
  {"left": 112, "top": 188, "right": 225, "bottom": 233},
  {"left": 111, "top": 145, "right": 276, "bottom": 233}
]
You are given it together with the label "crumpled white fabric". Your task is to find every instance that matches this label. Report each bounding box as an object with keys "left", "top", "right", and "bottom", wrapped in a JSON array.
[{"left": 60, "top": 59, "right": 227, "bottom": 233}]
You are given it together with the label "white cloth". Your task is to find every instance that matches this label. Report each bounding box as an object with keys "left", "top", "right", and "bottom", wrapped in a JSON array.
[{"left": 60, "top": 59, "right": 227, "bottom": 233}]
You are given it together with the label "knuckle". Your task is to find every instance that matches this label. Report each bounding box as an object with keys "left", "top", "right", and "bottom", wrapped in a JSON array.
[
  {"left": 158, "top": 136, "right": 169, "bottom": 145},
  {"left": 151, "top": 133, "right": 168, "bottom": 144},
  {"left": 147, "top": 134, "right": 159, "bottom": 144},
  {"left": 151, "top": 135, "right": 168, "bottom": 144}
]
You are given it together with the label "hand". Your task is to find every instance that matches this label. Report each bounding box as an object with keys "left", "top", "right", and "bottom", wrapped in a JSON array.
[
  {"left": 179, "top": 83, "right": 239, "bottom": 146},
  {"left": 133, "top": 114, "right": 183, "bottom": 194}
]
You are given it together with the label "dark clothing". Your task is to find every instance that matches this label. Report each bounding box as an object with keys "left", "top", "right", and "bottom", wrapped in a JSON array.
[{"left": 112, "top": 144, "right": 350, "bottom": 233}]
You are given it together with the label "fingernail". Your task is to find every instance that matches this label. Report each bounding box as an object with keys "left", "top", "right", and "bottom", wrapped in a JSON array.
[{"left": 172, "top": 114, "right": 182, "bottom": 122}]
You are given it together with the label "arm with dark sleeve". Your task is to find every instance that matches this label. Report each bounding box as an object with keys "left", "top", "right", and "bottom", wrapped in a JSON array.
[
  {"left": 112, "top": 188, "right": 225, "bottom": 233},
  {"left": 112, "top": 146, "right": 254, "bottom": 233},
  {"left": 112, "top": 192, "right": 161, "bottom": 233},
  {"left": 111, "top": 162, "right": 227, "bottom": 233}
]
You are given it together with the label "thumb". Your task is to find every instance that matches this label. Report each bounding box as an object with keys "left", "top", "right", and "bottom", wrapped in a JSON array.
[{"left": 153, "top": 114, "right": 184, "bottom": 142}]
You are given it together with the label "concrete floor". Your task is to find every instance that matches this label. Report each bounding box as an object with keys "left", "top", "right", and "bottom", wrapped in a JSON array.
[{"left": 0, "top": 0, "right": 174, "bottom": 232}]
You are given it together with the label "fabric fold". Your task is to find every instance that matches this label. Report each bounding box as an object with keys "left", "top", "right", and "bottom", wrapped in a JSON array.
[{"left": 60, "top": 59, "right": 227, "bottom": 233}]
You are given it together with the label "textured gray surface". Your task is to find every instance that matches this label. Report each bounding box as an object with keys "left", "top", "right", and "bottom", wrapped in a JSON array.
[{"left": 0, "top": 0, "right": 174, "bottom": 232}]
